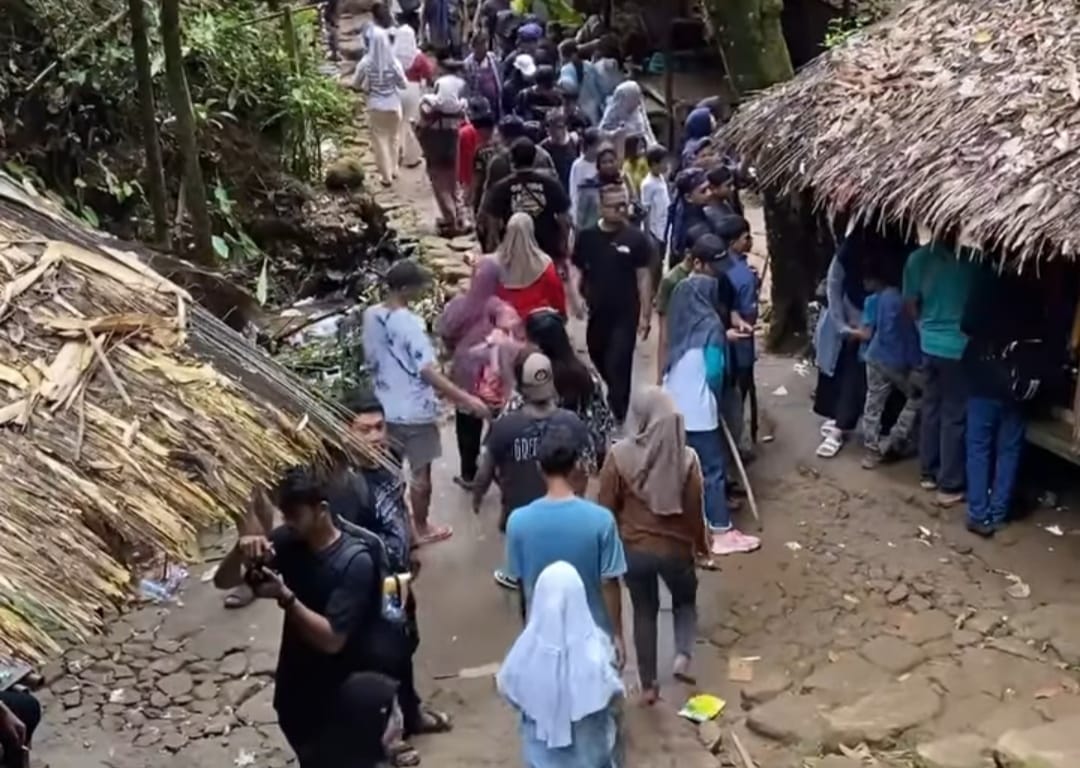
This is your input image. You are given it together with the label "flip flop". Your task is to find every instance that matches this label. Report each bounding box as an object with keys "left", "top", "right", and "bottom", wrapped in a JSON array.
[
  {"left": 415, "top": 524, "right": 452, "bottom": 547},
  {"left": 389, "top": 742, "right": 421, "bottom": 767},
  {"left": 413, "top": 707, "right": 453, "bottom": 734},
  {"left": 223, "top": 584, "right": 255, "bottom": 610}
]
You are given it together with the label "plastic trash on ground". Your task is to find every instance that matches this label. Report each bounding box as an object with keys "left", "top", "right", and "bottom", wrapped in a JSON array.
[{"left": 678, "top": 694, "right": 726, "bottom": 723}]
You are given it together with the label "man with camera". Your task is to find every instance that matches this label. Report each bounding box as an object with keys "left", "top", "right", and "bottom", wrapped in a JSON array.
[{"left": 214, "top": 467, "right": 407, "bottom": 767}]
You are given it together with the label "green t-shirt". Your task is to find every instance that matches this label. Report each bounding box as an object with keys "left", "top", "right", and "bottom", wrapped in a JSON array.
[
  {"left": 656, "top": 261, "right": 692, "bottom": 316},
  {"left": 901, "top": 243, "right": 977, "bottom": 360}
]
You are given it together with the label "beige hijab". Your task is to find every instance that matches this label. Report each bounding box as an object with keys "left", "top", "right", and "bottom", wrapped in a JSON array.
[
  {"left": 611, "top": 387, "right": 691, "bottom": 516},
  {"left": 496, "top": 213, "right": 551, "bottom": 289}
]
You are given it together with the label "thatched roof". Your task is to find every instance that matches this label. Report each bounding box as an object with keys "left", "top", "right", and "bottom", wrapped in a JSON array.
[
  {"left": 724, "top": 0, "right": 1080, "bottom": 264},
  {"left": 0, "top": 174, "right": 382, "bottom": 660}
]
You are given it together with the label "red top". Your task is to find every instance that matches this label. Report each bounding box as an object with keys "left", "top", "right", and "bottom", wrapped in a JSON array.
[
  {"left": 406, "top": 53, "right": 436, "bottom": 84},
  {"left": 458, "top": 123, "right": 479, "bottom": 187},
  {"left": 496, "top": 262, "right": 567, "bottom": 319}
]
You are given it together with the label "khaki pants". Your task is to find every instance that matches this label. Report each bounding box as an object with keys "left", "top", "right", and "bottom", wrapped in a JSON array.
[
  {"left": 399, "top": 83, "right": 423, "bottom": 167},
  {"left": 369, "top": 107, "right": 402, "bottom": 183}
]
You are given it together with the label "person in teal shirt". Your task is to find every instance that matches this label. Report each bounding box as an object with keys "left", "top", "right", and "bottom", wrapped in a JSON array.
[{"left": 902, "top": 241, "right": 977, "bottom": 505}]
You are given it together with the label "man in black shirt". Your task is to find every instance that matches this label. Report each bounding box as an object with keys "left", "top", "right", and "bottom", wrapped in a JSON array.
[
  {"left": 213, "top": 467, "right": 397, "bottom": 766},
  {"left": 539, "top": 110, "right": 579, "bottom": 192},
  {"left": 572, "top": 181, "right": 653, "bottom": 423},
  {"left": 516, "top": 64, "right": 563, "bottom": 123},
  {"left": 483, "top": 137, "right": 571, "bottom": 261}
]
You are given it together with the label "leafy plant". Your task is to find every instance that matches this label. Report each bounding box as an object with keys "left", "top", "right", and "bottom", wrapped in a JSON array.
[{"left": 824, "top": 14, "right": 872, "bottom": 50}]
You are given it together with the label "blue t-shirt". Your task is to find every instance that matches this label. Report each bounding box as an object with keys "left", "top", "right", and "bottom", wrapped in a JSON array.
[
  {"left": 866, "top": 287, "right": 922, "bottom": 371},
  {"left": 725, "top": 253, "right": 758, "bottom": 371},
  {"left": 362, "top": 304, "right": 439, "bottom": 424},
  {"left": 902, "top": 244, "right": 976, "bottom": 360},
  {"left": 505, "top": 497, "right": 627, "bottom": 634}
]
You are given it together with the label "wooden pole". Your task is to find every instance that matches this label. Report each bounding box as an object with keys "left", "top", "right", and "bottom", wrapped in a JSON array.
[{"left": 720, "top": 418, "right": 762, "bottom": 531}]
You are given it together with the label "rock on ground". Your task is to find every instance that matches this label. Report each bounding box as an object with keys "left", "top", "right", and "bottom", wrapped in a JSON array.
[
  {"left": 916, "top": 734, "right": 992, "bottom": 768},
  {"left": 859, "top": 635, "right": 926, "bottom": 675},
  {"left": 801, "top": 653, "right": 889, "bottom": 705},
  {"left": 746, "top": 693, "right": 827, "bottom": 748},
  {"left": 1012, "top": 604, "right": 1080, "bottom": 665},
  {"left": 995, "top": 715, "right": 1080, "bottom": 768},
  {"left": 823, "top": 678, "right": 941, "bottom": 746}
]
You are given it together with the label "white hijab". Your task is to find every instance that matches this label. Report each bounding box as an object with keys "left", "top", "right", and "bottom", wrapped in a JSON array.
[
  {"left": 599, "top": 81, "right": 656, "bottom": 146},
  {"left": 361, "top": 26, "right": 398, "bottom": 75},
  {"left": 392, "top": 24, "right": 419, "bottom": 70},
  {"left": 496, "top": 562, "right": 624, "bottom": 749}
]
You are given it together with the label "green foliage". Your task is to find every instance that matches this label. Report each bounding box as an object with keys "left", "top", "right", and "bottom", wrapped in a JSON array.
[
  {"left": 3, "top": 0, "right": 351, "bottom": 243},
  {"left": 824, "top": 14, "right": 871, "bottom": 49}
]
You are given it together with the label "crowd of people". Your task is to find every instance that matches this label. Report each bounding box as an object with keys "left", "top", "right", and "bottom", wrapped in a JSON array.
[
  {"left": 208, "top": 7, "right": 779, "bottom": 767},
  {"left": 812, "top": 225, "right": 1056, "bottom": 538}
]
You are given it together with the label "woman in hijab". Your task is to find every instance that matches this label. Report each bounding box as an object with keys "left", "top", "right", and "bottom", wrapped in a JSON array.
[
  {"left": 598, "top": 81, "right": 656, "bottom": 147},
  {"left": 813, "top": 224, "right": 875, "bottom": 459},
  {"left": 664, "top": 251, "right": 761, "bottom": 556},
  {"left": 497, "top": 561, "right": 624, "bottom": 768},
  {"left": 353, "top": 27, "right": 408, "bottom": 186},
  {"left": 598, "top": 387, "right": 707, "bottom": 704},
  {"left": 393, "top": 22, "right": 427, "bottom": 168},
  {"left": 438, "top": 257, "right": 513, "bottom": 488},
  {"left": 501, "top": 308, "right": 614, "bottom": 473},
  {"left": 493, "top": 212, "right": 567, "bottom": 318},
  {"left": 679, "top": 106, "right": 714, "bottom": 169}
]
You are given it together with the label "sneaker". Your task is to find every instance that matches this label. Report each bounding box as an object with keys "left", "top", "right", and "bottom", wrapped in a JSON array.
[
  {"left": 919, "top": 477, "right": 938, "bottom": 491},
  {"left": 711, "top": 529, "right": 761, "bottom": 555},
  {"left": 493, "top": 570, "right": 520, "bottom": 589},
  {"left": 966, "top": 519, "right": 996, "bottom": 538},
  {"left": 935, "top": 491, "right": 965, "bottom": 507}
]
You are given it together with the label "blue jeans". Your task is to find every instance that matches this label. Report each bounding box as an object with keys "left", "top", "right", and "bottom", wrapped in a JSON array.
[
  {"left": 686, "top": 429, "right": 730, "bottom": 531},
  {"left": 966, "top": 397, "right": 1024, "bottom": 526},
  {"left": 920, "top": 354, "right": 967, "bottom": 492}
]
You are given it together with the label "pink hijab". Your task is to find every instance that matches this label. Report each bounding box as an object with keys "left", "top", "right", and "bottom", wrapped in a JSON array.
[{"left": 437, "top": 257, "right": 508, "bottom": 391}]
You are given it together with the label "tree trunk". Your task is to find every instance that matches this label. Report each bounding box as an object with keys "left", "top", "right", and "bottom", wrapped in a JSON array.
[
  {"left": 160, "top": 0, "right": 214, "bottom": 266},
  {"left": 128, "top": 0, "right": 170, "bottom": 248},
  {"left": 764, "top": 189, "right": 835, "bottom": 352},
  {"left": 705, "top": 0, "right": 793, "bottom": 95}
]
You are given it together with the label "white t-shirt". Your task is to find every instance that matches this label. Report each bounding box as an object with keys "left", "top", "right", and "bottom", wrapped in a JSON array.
[
  {"left": 640, "top": 172, "right": 670, "bottom": 243},
  {"left": 362, "top": 304, "right": 439, "bottom": 424},
  {"left": 663, "top": 348, "right": 717, "bottom": 432},
  {"left": 568, "top": 157, "right": 597, "bottom": 225}
]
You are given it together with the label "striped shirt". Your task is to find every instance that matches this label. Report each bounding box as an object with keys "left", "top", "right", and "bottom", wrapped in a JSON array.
[{"left": 353, "top": 61, "right": 407, "bottom": 111}]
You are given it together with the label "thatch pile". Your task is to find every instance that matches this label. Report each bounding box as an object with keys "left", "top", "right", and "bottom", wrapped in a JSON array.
[
  {"left": 0, "top": 174, "right": 385, "bottom": 660},
  {"left": 723, "top": 0, "right": 1080, "bottom": 265}
]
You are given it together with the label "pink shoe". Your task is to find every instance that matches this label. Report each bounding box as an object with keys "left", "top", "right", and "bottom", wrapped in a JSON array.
[{"left": 711, "top": 529, "right": 761, "bottom": 555}]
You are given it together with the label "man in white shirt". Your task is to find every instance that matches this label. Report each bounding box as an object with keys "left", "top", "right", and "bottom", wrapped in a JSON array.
[
  {"left": 639, "top": 144, "right": 671, "bottom": 291},
  {"left": 568, "top": 127, "right": 600, "bottom": 228}
]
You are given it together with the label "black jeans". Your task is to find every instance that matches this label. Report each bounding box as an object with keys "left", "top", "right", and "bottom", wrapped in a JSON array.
[
  {"left": 0, "top": 690, "right": 40, "bottom": 768},
  {"left": 586, "top": 312, "right": 637, "bottom": 423},
  {"left": 624, "top": 551, "right": 697, "bottom": 690},
  {"left": 454, "top": 411, "right": 484, "bottom": 482}
]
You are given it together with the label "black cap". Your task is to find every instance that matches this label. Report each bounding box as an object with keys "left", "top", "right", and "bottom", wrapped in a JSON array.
[
  {"left": 691, "top": 234, "right": 727, "bottom": 263},
  {"left": 386, "top": 259, "right": 432, "bottom": 290}
]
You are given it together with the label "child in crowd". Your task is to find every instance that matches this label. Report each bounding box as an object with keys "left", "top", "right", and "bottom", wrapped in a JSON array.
[
  {"left": 540, "top": 111, "right": 579, "bottom": 193},
  {"left": 568, "top": 127, "right": 600, "bottom": 227},
  {"left": 457, "top": 99, "right": 492, "bottom": 232},
  {"left": 640, "top": 144, "right": 670, "bottom": 292},
  {"left": 856, "top": 264, "right": 924, "bottom": 468},
  {"left": 715, "top": 215, "right": 758, "bottom": 459},
  {"left": 622, "top": 134, "right": 649, "bottom": 200},
  {"left": 468, "top": 108, "right": 500, "bottom": 240},
  {"left": 471, "top": 302, "right": 525, "bottom": 411}
]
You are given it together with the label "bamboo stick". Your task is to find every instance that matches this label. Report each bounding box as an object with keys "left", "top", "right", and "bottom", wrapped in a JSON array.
[
  {"left": 25, "top": 7, "right": 128, "bottom": 94},
  {"left": 720, "top": 418, "right": 761, "bottom": 531}
]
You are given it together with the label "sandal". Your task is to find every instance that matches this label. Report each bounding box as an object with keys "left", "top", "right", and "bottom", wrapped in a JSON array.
[
  {"left": 389, "top": 742, "right": 421, "bottom": 767},
  {"left": 413, "top": 706, "right": 453, "bottom": 734},
  {"left": 819, "top": 419, "right": 837, "bottom": 437},
  {"left": 415, "top": 523, "right": 453, "bottom": 547},
  {"left": 223, "top": 584, "right": 255, "bottom": 610},
  {"left": 815, "top": 428, "right": 843, "bottom": 459}
]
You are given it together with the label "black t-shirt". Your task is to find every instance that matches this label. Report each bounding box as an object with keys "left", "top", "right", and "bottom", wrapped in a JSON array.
[
  {"left": 540, "top": 137, "right": 579, "bottom": 192},
  {"left": 269, "top": 526, "right": 380, "bottom": 740},
  {"left": 484, "top": 168, "right": 570, "bottom": 258},
  {"left": 572, "top": 224, "right": 652, "bottom": 317},
  {"left": 486, "top": 407, "right": 588, "bottom": 514}
]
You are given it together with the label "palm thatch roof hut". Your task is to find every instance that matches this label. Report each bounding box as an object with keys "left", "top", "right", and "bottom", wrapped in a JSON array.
[
  {"left": 0, "top": 174, "right": 382, "bottom": 660},
  {"left": 724, "top": 0, "right": 1080, "bottom": 267}
]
